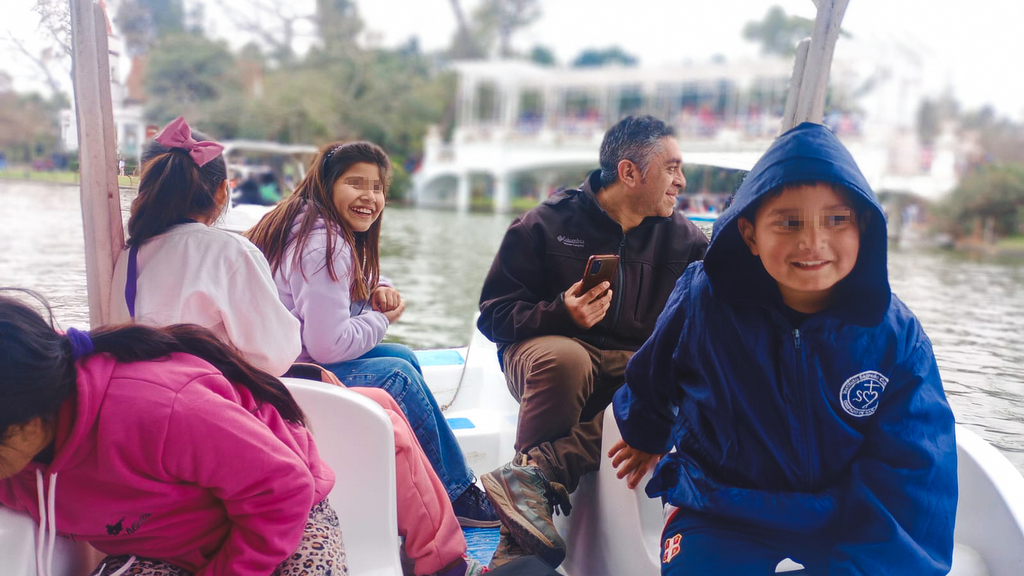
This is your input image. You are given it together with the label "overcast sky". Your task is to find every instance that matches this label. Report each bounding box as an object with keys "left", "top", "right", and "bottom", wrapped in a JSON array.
[{"left": 5, "top": 0, "right": 1024, "bottom": 119}]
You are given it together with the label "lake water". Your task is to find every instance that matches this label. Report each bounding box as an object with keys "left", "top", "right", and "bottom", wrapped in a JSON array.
[{"left": 3, "top": 181, "right": 1023, "bottom": 475}]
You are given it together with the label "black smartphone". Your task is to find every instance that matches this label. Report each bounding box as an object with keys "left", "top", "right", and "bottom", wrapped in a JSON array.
[{"left": 577, "top": 254, "right": 619, "bottom": 297}]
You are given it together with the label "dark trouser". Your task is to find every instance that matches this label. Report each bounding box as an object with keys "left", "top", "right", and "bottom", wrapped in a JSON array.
[
  {"left": 502, "top": 336, "right": 633, "bottom": 493},
  {"left": 660, "top": 509, "right": 830, "bottom": 575}
]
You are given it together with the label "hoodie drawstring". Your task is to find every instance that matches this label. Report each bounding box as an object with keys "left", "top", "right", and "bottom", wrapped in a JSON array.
[
  {"left": 34, "top": 469, "right": 137, "bottom": 576},
  {"left": 34, "top": 467, "right": 138, "bottom": 573},
  {"left": 46, "top": 472, "right": 57, "bottom": 576},
  {"left": 35, "top": 470, "right": 59, "bottom": 576},
  {"left": 35, "top": 470, "right": 47, "bottom": 576}
]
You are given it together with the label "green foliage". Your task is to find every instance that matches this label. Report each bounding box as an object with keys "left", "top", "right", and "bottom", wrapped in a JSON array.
[
  {"left": 131, "top": 0, "right": 450, "bottom": 191},
  {"left": 530, "top": 45, "right": 556, "bottom": 66},
  {"left": 0, "top": 91, "right": 63, "bottom": 163},
  {"left": 940, "top": 163, "right": 1024, "bottom": 239},
  {"left": 388, "top": 160, "right": 412, "bottom": 202},
  {"left": 115, "top": 0, "right": 186, "bottom": 57},
  {"left": 471, "top": 0, "right": 540, "bottom": 58},
  {"left": 742, "top": 6, "right": 814, "bottom": 57},
  {"left": 315, "top": 0, "right": 363, "bottom": 56},
  {"left": 143, "top": 33, "right": 244, "bottom": 136},
  {"left": 571, "top": 47, "right": 639, "bottom": 68}
]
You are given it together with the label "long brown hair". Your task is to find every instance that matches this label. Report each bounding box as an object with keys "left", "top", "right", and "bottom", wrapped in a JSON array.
[
  {"left": 246, "top": 141, "right": 390, "bottom": 302},
  {"left": 127, "top": 128, "right": 227, "bottom": 247},
  {"left": 0, "top": 290, "right": 305, "bottom": 439}
]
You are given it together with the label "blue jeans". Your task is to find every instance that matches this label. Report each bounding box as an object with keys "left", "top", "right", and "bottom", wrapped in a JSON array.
[{"left": 322, "top": 343, "right": 474, "bottom": 501}]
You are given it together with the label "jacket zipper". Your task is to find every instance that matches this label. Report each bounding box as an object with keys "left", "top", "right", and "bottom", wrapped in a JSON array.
[
  {"left": 633, "top": 266, "right": 645, "bottom": 318},
  {"left": 609, "top": 235, "right": 627, "bottom": 330},
  {"left": 793, "top": 328, "right": 816, "bottom": 486}
]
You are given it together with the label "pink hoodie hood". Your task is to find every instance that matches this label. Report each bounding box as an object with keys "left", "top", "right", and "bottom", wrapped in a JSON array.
[{"left": 0, "top": 353, "right": 334, "bottom": 576}]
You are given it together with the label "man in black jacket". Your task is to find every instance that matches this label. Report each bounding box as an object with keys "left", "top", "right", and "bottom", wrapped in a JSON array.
[{"left": 478, "top": 116, "right": 709, "bottom": 568}]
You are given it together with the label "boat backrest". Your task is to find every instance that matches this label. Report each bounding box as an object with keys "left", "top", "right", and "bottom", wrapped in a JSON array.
[
  {"left": 281, "top": 377, "right": 404, "bottom": 576},
  {"left": 0, "top": 506, "right": 94, "bottom": 576},
  {"left": 951, "top": 424, "right": 1024, "bottom": 576},
  {"left": 553, "top": 408, "right": 664, "bottom": 576}
]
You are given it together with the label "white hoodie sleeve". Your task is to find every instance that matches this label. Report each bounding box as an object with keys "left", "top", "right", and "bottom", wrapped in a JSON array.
[{"left": 216, "top": 238, "right": 302, "bottom": 376}]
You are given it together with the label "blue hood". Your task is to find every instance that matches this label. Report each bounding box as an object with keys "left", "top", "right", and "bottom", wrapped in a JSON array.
[{"left": 703, "top": 122, "right": 890, "bottom": 326}]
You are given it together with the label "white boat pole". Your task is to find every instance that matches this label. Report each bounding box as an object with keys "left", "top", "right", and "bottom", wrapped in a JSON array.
[
  {"left": 69, "top": 0, "right": 124, "bottom": 327},
  {"left": 781, "top": 38, "right": 811, "bottom": 130},
  {"left": 781, "top": 0, "right": 850, "bottom": 131}
]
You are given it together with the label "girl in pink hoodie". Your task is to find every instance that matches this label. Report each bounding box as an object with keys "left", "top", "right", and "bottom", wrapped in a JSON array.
[{"left": 0, "top": 292, "right": 339, "bottom": 576}]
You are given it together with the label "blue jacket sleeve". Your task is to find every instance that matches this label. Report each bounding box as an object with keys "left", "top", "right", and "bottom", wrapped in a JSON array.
[
  {"left": 613, "top": 268, "right": 693, "bottom": 455},
  {"left": 829, "top": 338, "right": 957, "bottom": 575}
]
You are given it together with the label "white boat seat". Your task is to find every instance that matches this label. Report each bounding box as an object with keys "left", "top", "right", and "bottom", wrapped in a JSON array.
[
  {"left": 950, "top": 425, "right": 1024, "bottom": 575},
  {"left": 282, "top": 377, "right": 404, "bottom": 576},
  {"left": 556, "top": 412, "right": 1012, "bottom": 576},
  {"left": 0, "top": 505, "right": 94, "bottom": 576}
]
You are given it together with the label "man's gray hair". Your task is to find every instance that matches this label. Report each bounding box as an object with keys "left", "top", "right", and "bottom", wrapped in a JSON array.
[{"left": 599, "top": 116, "right": 676, "bottom": 188}]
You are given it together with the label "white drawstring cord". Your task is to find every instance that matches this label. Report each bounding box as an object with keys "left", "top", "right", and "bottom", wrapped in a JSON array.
[
  {"left": 35, "top": 470, "right": 48, "bottom": 576},
  {"left": 34, "top": 470, "right": 136, "bottom": 576},
  {"left": 45, "top": 473, "right": 58, "bottom": 576}
]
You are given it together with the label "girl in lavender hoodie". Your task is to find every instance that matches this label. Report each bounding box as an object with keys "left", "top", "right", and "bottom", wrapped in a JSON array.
[
  {"left": 247, "top": 141, "right": 498, "bottom": 528},
  {"left": 0, "top": 291, "right": 341, "bottom": 576}
]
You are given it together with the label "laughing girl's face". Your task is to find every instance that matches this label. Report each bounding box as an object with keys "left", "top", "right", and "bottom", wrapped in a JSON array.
[{"left": 332, "top": 162, "right": 385, "bottom": 233}]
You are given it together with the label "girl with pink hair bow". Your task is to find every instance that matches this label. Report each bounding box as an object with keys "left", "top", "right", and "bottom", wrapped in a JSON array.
[{"left": 105, "top": 117, "right": 487, "bottom": 576}]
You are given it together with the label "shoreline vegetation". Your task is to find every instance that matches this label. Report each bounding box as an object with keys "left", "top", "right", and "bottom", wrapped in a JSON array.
[{"left": 0, "top": 169, "right": 137, "bottom": 188}]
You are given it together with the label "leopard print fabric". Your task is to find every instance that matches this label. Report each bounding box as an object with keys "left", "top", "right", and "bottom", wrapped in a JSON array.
[{"left": 89, "top": 500, "right": 347, "bottom": 576}]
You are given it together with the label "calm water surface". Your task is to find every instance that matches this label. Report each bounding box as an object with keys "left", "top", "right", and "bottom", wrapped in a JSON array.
[{"left": 3, "top": 181, "right": 1023, "bottom": 473}]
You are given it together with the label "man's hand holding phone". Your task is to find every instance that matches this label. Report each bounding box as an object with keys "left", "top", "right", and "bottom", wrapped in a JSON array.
[{"left": 564, "top": 279, "right": 612, "bottom": 329}]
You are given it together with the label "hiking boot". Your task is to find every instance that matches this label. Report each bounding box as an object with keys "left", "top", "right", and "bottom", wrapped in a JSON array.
[
  {"left": 488, "top": 523, "right": 527, "bottom": 569},
  {"left": 452, "top": 482, "right": 501, "bottom": 528},
  {"left": 480, "top": 455, "right": 571, "bottom": 568}
]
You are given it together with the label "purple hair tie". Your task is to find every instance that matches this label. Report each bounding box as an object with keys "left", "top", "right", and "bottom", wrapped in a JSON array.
[{"left": 66, "top": 327, "right": 94, "bottom": 360}]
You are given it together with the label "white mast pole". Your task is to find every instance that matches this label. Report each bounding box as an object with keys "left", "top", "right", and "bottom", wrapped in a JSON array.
[
  {"left": 69, "top": 0, "right": 125, "bottom": 326},
  {"left": 781, "top": 0, "right": 850, "bottom": 132}
]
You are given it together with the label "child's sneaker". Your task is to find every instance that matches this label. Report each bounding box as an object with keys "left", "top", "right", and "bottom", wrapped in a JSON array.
[
  {"left": 452, "top": 483, "right": 501, "bottom": 528},
  {"left": 464, "top": 558, "right": 489, "bottom": 575}
]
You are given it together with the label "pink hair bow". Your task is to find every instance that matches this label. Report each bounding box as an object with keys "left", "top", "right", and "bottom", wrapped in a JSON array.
[{"left": 154, "top": 116, "right": 224, "bottom": 167}]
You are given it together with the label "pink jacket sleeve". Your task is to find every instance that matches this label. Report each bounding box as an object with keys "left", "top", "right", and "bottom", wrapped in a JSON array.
[
  {"left": 161, "top": 375, "right": 317, "bottom": 576},
  {"left": 286, "top": 231, "right": 389, "bottom": 364}
]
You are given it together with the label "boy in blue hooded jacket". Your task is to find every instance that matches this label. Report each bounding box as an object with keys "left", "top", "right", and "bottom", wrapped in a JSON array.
[{"left": 610, "top": 122, "right": 957, "bottom": 575}]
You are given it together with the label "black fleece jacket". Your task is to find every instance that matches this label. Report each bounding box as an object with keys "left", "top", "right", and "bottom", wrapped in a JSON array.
[{"left": 478, "top": 169, "right": 709, "bottom": 354}]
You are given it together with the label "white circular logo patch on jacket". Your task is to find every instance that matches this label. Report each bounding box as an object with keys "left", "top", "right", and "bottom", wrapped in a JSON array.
[{"left": 840, "top": 371, "right": 889, "bottom": 417}]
